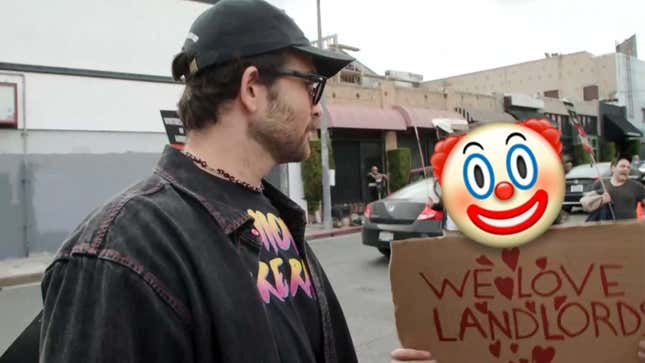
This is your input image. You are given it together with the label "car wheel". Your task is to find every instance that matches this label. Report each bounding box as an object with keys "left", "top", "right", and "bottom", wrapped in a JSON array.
[{"left": 377, "top": 247, "right": 391, "bottom": 258}]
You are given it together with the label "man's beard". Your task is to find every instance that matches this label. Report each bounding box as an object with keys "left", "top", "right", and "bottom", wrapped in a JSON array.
[
  {"left": 250, "top": 94, "right": 311, "bottom": 164},
  {"left": 614, "top": 172, "right": 629, "bottom": 182}
]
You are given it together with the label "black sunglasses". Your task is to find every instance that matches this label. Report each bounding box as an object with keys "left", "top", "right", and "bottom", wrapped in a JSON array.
[{"left": 266, "top": 69, "right": 328, "bottom": 105}]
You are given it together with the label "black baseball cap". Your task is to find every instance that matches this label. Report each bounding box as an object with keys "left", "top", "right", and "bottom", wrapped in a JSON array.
[{"left": 174, "top": 0, "right": 354, "bottom": 79}]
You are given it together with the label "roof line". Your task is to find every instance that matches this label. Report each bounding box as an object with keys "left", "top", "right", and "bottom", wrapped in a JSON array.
[
  {"left": 422, "top": 51, "right": 598, "bottom": 84},
  {"left": 0, "top": 62, "right": 177, "bottom": 84}
]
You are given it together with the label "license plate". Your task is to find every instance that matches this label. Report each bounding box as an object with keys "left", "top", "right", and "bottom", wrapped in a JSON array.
[
  {"left": 570, "top": 184, "right": 583, "bottom": 192},
  {"left": 379, "top": 231, "right": 394, "bottom": 242}
]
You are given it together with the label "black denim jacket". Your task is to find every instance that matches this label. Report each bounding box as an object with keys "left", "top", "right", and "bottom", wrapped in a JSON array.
[{"left": 39, "top": 146, "right": 357, "bottom": 363}]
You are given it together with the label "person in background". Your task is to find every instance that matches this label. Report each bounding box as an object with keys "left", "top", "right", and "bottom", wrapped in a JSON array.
[
  {"left": 591, "top": 156, "right": 645, "bottom": 220},
  {"left": 632, "top": 154, "right": 642, "bottom": 170},
  {"left": 564, "top": 161, "right": 573, "bottom": 174},
  {"left": 367, "top": 165, "right": 389, "bottom": 201}
]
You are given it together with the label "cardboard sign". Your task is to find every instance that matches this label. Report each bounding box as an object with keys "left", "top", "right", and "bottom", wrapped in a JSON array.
[{"left": 390, "top": 221, "right": 645, "bottom": 363}]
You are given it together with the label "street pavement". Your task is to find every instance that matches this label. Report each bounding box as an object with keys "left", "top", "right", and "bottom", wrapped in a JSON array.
[
  {"left": 310, "top": 233, "right": 397, "bottom": 363},
  {"left": 0, "top": 283, "right": 41, "bottom": 356}
]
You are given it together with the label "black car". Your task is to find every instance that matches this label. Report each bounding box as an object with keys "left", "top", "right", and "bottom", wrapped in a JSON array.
[
  {"left": 563, "top": 162, "right": 611, "bottom": 211},
  {"left": 362, "top": 178, "right": 443, "bottom": 257},
  {"left": 563, "top": 162, "right": 643, "bottom": 211}
]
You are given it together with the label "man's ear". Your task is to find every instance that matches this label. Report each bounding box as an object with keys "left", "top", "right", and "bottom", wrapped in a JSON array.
[{"left": 239, "top": 66, "right": 263, "bottom": 113}]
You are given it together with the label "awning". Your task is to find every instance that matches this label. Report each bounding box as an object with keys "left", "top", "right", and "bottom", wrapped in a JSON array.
[
  {"left": 508, "top": 108, "right": 546, "bottom": 121},
  {"left": 323, "top": 105, "right": 407, "bottom": 130},
  {"left": 604, "top": 114, "right": 642, "bottom": 137},
  {"left": 462, "top": 108, "right": 516, "bottom": 123},
  {"left": 394, "top": 106, "right": 468, "bottom": 131}
]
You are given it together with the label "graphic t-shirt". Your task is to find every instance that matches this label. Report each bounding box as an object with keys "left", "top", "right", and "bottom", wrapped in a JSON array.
[
  {"left": 209, "top": 176, "right": 323, "bottom": 362},
  {"left": 592, "top": 179, "right": 645, "bottom": 220}
]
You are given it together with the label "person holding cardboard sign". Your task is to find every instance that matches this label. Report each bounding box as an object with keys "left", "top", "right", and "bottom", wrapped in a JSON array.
[{"left": 590, "top": 157, "right": 645, "bottom": 220}]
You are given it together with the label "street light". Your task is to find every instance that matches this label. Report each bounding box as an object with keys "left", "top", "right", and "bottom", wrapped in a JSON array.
[{"left": 316, "top": 0, "right": 333, "bottom": 229}]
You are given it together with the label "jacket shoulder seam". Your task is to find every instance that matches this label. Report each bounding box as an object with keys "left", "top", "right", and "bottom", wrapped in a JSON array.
[{"left": 90, "top": 180, "right": 167, "bottom": 250}]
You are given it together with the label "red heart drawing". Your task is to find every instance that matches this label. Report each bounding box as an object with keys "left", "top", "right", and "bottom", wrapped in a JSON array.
[
  {"left": 535, "top": 257, "right": 547, "bottom": 270},
  {"left": 476, "top": 255, "right": 494, "bottom": 266},
  {"left": 489, "top": 340, "right": 501, "bottom": 358},
  {"left": 532, "top": 346, "right": 556, "bottom": 363},
  {"left": 554, "top": 295, "right": 567, "bottom": 310},
  {"left": 525, "top": 300, "right": 536, "bottom": 313},
  {"left": 475, "top": 301, "right": 488, "bottom": 314},
  {"left": 502, "top": 248, "right": 520, "bottom": 271},
  {"left": 494, "top": 277, "right": 514, "bottom": 300},
  {"left": 510, "top": 343, "right": 519, "bottom": 353}
]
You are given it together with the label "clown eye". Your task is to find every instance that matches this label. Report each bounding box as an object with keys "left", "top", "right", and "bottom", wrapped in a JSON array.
[
  {"left": 506, "top": 144, "right": 537, "bottom": 190},
  {"left": 463, "top": 154, "right": 494, "bottom": 199}
]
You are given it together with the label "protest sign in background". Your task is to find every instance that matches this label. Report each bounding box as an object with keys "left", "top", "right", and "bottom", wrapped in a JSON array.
[{"left": 391, "top": 222, "right": 645, "bottom": 363}]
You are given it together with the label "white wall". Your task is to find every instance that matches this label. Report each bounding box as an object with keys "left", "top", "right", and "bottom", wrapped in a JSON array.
[
  {"left": 0, "top": 0, "right": 209, "bottom": 76},
  {"left": 630, "top": 58, "right": 645, "bottom": 136},
  {"left": 616, "top": 54, "right": 645, "bottom": 137},
  {"left": 287, "top": 162, "right": 307, "bottom": 214},
  {"left": 1, "top": 0, "right": 198, "bottom": 132},
  {"left": 23, "top": 72, "right": 182, "bottom": 131}
]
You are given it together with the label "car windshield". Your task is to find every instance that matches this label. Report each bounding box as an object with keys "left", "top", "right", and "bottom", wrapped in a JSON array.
[
  {"left": 566, "top": 163, "right": 611, "bottom": 178},
  {"left": 387, "top": 178, "right": 438, "bottom": 201}
]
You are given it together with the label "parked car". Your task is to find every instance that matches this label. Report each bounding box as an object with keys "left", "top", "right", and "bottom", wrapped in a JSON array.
[
  {"left": 362, "top": 177, "right": 443, "bottom": 257},
  {"left": 563, "top": 162, "right": 643, "bottom": 211}
]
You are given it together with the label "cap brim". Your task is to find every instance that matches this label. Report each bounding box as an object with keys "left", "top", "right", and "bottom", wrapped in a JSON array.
[{"left": 292, "top": 45, "right": 355, "bottom": 78}]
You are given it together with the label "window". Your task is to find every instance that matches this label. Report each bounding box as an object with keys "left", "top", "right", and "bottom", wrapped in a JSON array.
[
  {"left": 583, "top": 85, "right": 599, "bottom": 101},
  {"left": 339, "top": 63, "right": 362, "bottom": 85},
  {"left": 340, "top": 71, "right": 361, "bottom": 85},
  {"left": 0, "top": 82, "right": 18, "bottom": 128},
  {"left": 587, "top": 116, "right": 598, "bottom": 135},
  {"left": 544, "top": 89, "right": 559, "bottom": 98}
]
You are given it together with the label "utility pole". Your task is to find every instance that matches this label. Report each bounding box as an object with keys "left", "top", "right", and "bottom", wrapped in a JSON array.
[{"left": 317, "top": 0, "right": 332, "bottom": 229}]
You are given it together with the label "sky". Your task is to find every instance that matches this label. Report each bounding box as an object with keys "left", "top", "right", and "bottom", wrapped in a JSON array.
[
  {"left": 268, "top": 0, "right": 644, "bottom": 81},
  {"left": 0, "top": 0, "right": 642, "bottom": 81}
]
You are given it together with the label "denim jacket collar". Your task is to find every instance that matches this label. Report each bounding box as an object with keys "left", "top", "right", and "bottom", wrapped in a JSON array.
[{"left": 154, "top": 146, "right": 307, "bottom": 242}]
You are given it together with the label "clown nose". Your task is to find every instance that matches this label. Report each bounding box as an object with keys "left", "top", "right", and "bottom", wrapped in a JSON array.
[{"left": 495, "top": 182, "right": 514, "bottom": 200}]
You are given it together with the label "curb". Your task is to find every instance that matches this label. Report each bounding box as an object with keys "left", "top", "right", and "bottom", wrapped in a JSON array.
[
  {"left": 0, "top": 272, "right": 44, "bottom": 289},
  {"left": 0, "top": 254, "right": 52, "bottom": 289},
  {"left": 305, "top": 226, "right": 362, "bottom": 241}
]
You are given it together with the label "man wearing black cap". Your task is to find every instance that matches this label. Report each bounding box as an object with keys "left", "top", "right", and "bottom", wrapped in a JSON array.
[{"left": 39, "top": 1, "right": 433, "bottom": 362}]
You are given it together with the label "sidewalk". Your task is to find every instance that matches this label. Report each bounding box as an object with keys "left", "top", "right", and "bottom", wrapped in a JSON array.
[
  {"left": 0, "top": 253, "right": 52, "bottom": 289},
  {"left": 0, "top": 224, "right": 362, "bottom": 289},
  {"left": 305, "top": 224, "right": 363, "bottom": 241}
]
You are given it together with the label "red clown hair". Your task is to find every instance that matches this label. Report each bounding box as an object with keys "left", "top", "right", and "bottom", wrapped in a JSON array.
[{"left": 430, "top": 118, "right": 562, "bottom": 185}]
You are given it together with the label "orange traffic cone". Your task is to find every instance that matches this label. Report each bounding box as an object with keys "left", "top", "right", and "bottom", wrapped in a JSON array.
[{"left": 637, "top": 201, "right": 643, "bottom": 220}]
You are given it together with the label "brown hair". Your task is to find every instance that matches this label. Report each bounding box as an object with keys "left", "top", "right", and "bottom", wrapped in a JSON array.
[
  {"left": 171, "top": 50, "right": 288, "bottom": 130},
  {"left": 611, "top": 156, "right": 630, "bottom": 168}
]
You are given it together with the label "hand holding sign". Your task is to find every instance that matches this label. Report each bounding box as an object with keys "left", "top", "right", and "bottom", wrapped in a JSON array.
[{"left": 389, "top": 348, "right": 436, "bottom": 363}]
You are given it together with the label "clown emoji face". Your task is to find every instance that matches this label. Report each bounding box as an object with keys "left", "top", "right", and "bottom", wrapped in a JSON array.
[{"left": 431, "top": 120, "right": 565, "bottom": 247}]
